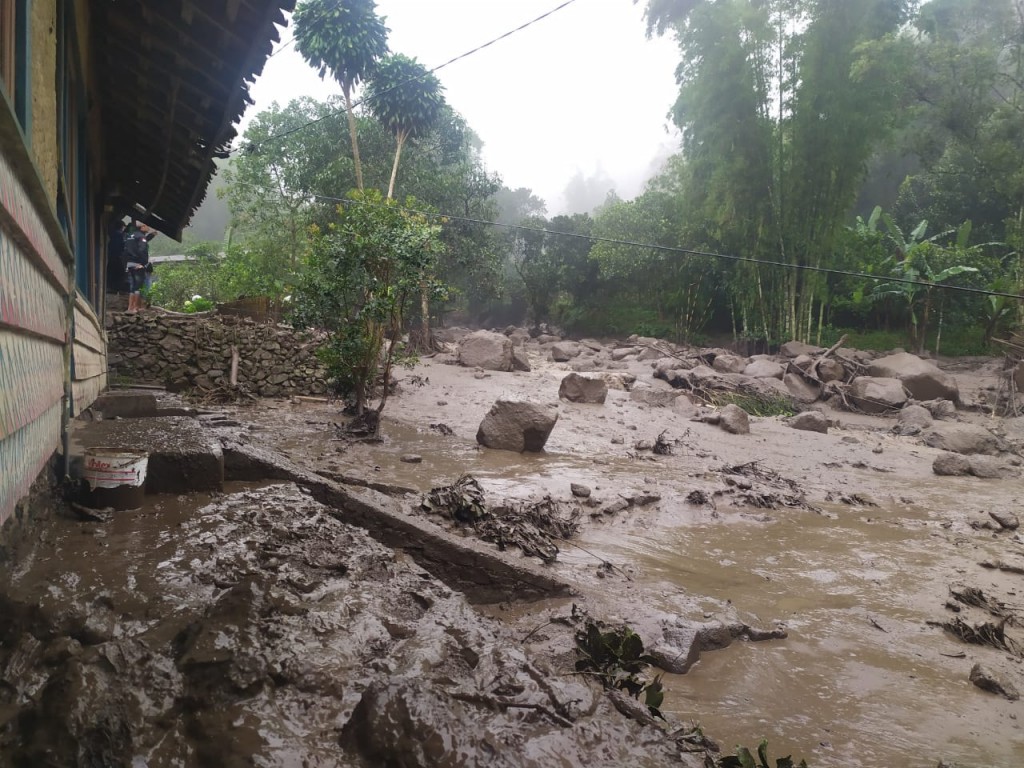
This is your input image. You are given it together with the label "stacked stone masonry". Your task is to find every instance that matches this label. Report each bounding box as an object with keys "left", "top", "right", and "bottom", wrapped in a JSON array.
[{"left": 107, "top": 313, "right": 329, "bottom": 397}]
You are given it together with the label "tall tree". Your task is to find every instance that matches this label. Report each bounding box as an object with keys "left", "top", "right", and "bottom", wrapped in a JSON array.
[
  {"left": 292, "top": 0, "right": 389, "bottom": 191},
  {"left": 364, "top": 53, "right": 446, "bottom": 199}
]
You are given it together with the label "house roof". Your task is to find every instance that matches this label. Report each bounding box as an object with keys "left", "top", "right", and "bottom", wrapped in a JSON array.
[{"left": 91, "top": 0, "right": 296, "bottom": 240}]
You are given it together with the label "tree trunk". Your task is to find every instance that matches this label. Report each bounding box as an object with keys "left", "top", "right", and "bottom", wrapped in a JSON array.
[
  {"left": 343, "top": 87, "right": 364, "bottom": 192},
  {"left": 419, "top": 278, "right": 430, "bottom": 353},
  {"left": 387, "top": 132, "right": 407, "bottom": 200}
]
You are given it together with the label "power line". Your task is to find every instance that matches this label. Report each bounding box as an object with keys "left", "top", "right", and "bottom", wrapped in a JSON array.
[{"left": 237, "top": 0, "right": 581, "bottom": 155}]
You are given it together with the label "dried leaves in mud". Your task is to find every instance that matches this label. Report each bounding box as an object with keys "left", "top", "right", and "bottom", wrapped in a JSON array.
[
  {"left": 421, "top": 475, "right": 582, "bottom": 563},
  {"left": 718, "top": 461, "right": 819, "bottom": 513},
  {"left": 950, "top": 585, "right": 1021, "bottom": 626}
]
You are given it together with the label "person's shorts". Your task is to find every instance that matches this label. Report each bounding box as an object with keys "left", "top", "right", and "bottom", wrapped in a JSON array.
[{"left": 127, "top": 263, "right": 146, "bottom": 293}]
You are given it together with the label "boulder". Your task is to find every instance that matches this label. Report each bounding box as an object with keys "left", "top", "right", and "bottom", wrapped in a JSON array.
[
  {"left": 933, "top": 452, "right": 971, "bottom": 476},
  {"left": 712, "top": 354, "right": 747, "bottom": 374},
  {"left": 672, "top": 396, "right": 699, "bottom": 418},
  {"left": 476, "top": 399, "right": 558, "bottom": 452},
  {"left": 511, "top": 347, "right": 532, "bottom": 372},
  {"left": 867, "top": 352, "right": 959, "bottom": 402},
  {"left": 919, "top": 399, "right": 957, "bottom": 420},
  {"left": 989, "top": 510, "right": 1020, "bottom": 530},
  {"left": 507, "top": 328, "right": 532, "bottom": 346},
  {"left": 922, "top": 423, "right": 1000, "bottom": 455},
  {"left": 630, "top": 384, "right": 681, "bottom": 408},
  {"left": 780, "top": 340, "right": 825, "bottom": 358},
  {"left": 433, "top": 326, "right": 472, "bottom": 345},
  {"left": 783, "top": 372, "right": 822, "bottom": 404},
  {"left": 816, "top": 359, "right": 846, "bottom": 383},
  {"left": 457, "top": 330, "right": 513, "bottom": 371},
  {"left": 792, "top": 354, "right": 814, "bottom": 371},
  {"left": 849, "top": 377, "right": 908, "bottom": 413},
  {"left": 788, "top": 411, "right": 828, "bottom": 434},
  {"left": 969, "top": 663, "right": 1019, "bottom": 701},
  {"left": 559, "top": 373, "right": 609, "bottom": 404},
  {"left": 895, "top": 404, "right": 934, "bottom": 435},
  {"left": 743, "top": 359, "right": 785, "bottom": 380},
  {"left": 719, "top": 404, "right": 750, "bottom": 435},
  {"left": 610, "top": 347, "right": 637, "bottom": 361},
  {"left": 637, "top": 346, "right": 665, "bottom": 361},
  {"left": 550, "top": 341, "right": 582, "bottom": 362}
]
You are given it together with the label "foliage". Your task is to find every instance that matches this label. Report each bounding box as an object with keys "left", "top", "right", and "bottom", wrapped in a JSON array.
[
  {"left": 293, "top": 190, "right": 444, "bottom": 418},
  {"left": 574, "top": 619, "right": 665, "bottom": 719},
  {"left": 708, "top": 739, "right": 808, "bottom": 768},
  {"left": 183, "top": 296, "right": 214, "bottom": 313},
  {"left": 706, "top": 392, "right": 797, "bottom": 418}
]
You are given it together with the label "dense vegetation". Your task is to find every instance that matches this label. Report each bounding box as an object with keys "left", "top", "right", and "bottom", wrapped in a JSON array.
[{"left": 153, "top": 0, "right": 1022, "bottom": 357}]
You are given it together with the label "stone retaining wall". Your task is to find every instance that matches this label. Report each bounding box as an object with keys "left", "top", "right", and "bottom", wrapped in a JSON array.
[{"left": 107, "top": 312, "right": 329, "bottom": 396}]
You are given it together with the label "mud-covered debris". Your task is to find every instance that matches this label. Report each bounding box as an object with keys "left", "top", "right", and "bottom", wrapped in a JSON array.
[
  {"left": 653, "top": 430, "right": 675, "bottom": 456},
  {"left": 825, "top": 491, "right": 879, "bottom": 507},
  {"left": 570, "top": 483, "right": 592, "bottom": 498},
  {"left": 933, "top": 617, "right": 1023, "bottom": 656},
  {"left": 484, "top": 497, "right": 583, "bottom": 563},
  {"left": 717, "top": 461, "right": 818, "bottom": 512},
  {"left": 950, "top": 585, "right": 1019, "bottom": 624},
  {"left": 429, "top": 422, "right": 454, "bottom": 436},
  {"left": 969, "top": 663, "right": 1020, "bottom": 701},
  {"left": 686, "top": 490, "right": 712, "bottom": 506},
  {"left": 421, "top": 474, "right": 487, "bottom": 522},
  {"left": 979, "top": 560, "right": 1024, "bottom": 576},
  {"left": 988, "top": 510, "right": 1020, "bottom": 531}
]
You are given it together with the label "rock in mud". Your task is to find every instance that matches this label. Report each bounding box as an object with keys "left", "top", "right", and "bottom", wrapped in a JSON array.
[
  {"left": 895, "top": 403, "right": 934, "bottom": 435},
  {"left": 933, "top": 452, "right": 971, "bottom": 476},
  {"left": 780, "top": 340, "right": 825, "bottom": 358},
  {"left": 559, "top": 373, "right": 609, "bottom": 404},
  {"left": 868, "top": 352, "right": 959, "bottom": 402},
  {"left": 849, "top": 376, "right": 908, "bottom": 413},
  {"left": 787, "top": 411, "right": 828, "bottom": 434},
  {"left": 477, "top": 398, "right": 559, "bottom": 452},
  {"left": 596, "top": 371, "right": 636, "bottom": 391},
  {"left": 571, "top": 483, "right": 592, "bottom": 498},
  {"left": 512, "top": 346, "right": 532, "bottom": 372},
  {"left": 920, "top": 398, "right": 957, "bottom": 419},
  {"left": 988, "top": 510, "right": 1020, "bottom": 530},
  {"left": 816, "top": 358, "right": 847, "bottom": 383},
  {"left": 457, "top": 330, "right": 514, "bottom": 371},
  {"left": 783, "top": 372, "right": 823, "bottom": 404},
  {"left": 651, "top": 620, "right": 788, "bottom": 674},
  {"left": 969, "top": 456, "right": 1009, "bottom": 479},
  {"left": 969, "top": 663, "right": 1020, "bottom": 700},
  {"left": 923, "top": 423, "right": 1001, "bottom": 456},
  {"left": 712, "top": 354, "right": 747, "bottom": 374},
  {"left": 719, "top": 404, "right": 750, "bottom": 435},
  {"left": 550, "top": 341, "right": 583, "bottom": 361},
  {"left": 743, "top": 359, "right": 785, "bottom": 380}
]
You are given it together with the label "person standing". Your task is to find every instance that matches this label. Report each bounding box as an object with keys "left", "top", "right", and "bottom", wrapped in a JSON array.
[{"left": 124, "top": 221, "right": 157, "bottom": 313}]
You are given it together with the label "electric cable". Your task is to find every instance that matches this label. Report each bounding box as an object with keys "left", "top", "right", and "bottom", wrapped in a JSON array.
[{"left": 236, "top": 0, "right": 581, "bottom": 155}]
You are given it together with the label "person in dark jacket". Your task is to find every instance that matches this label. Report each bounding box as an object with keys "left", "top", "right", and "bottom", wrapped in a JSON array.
[{"left": 124, "top": 221, "right": 157, "bottom": 313}]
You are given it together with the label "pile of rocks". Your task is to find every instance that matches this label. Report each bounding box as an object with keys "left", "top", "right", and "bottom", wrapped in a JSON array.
[{"left": 108, "top": 312, "right": 329, "bottom": 397}]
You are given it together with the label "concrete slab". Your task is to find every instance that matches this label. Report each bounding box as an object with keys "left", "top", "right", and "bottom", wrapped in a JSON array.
[
  {"left": 72, "top": 416, "right": 223, "bottom": 493},
  {"left": 91, "top": 390, "right": 159, "bottom": 418}
]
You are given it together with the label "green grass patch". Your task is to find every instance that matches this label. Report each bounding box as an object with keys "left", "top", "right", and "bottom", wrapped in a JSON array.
[{"left": 705, "top": 391, "right": 798, "bottom": 417}]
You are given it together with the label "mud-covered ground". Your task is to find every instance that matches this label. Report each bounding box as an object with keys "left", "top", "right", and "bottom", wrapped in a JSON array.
[
  {"left": 2, "top": 336, "right": 1023, "bottom": 767},
  {"left": 229, "top": 341, "right": 1024, "bottom": 767}
]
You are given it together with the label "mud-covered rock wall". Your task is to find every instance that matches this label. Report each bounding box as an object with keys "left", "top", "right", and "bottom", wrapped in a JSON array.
[{"left": 107, "top": 313, "right": 329, "bottom": 396}]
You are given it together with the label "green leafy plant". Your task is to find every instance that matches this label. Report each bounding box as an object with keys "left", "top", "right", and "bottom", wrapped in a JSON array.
[
  {"left": 574, "top": 619, "right": 665, "bottom": 719},
  {"left": 183, "top": 295, "right": 214, "bottom": 313},
  {"left": 709, "top": 739, "right": 808, "bottom": 768}
]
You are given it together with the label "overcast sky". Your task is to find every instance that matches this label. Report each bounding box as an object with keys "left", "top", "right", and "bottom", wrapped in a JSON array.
[{"left": 240, "top": 0, "right": 683, "bottom": 214}]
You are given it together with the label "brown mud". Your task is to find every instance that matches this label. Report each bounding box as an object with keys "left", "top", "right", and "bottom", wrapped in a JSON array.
[{"left": 2, "top": 345, "right": 1023, "bottom": 766}]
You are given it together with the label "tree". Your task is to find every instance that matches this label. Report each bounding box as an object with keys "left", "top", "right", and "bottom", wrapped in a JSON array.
[
  {"left": 292, "top": 0, "right": 389, "bottom": 191},
  {"left": 364, "top": 53, "right": 446, "bottom": 199},
  {"left": 294, "top": 190, "right": 444, "bottom": 430}
]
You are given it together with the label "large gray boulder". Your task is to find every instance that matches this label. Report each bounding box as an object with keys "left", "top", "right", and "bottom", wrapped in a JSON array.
[
  {"left": 788, "top": 411, "right": 828, "bottom": 434},
  {"left": 712, "top": 354, "right": 747, "bottom": 374},
  {"left": 743, "top": 359, "right": 785, "bottom": 380},
  {"left": 630, "top": 384, "right": 681, "bottom": 408},
  {"left": 867, "top": 352, "right": 959, "bottom": 402},
  {"left": 476, "top": 399, "right": 559, "bottom": 452},
  {"left": 816, "top": 358, "right": 846, "bottom": 383},
  {"left": 719, "top": 404, "right": 750, "bottom": 435},
  {"left": 895, "top": 404, "right": 934, "bottom": 435},
  {"left": 550, "top": 341, "right": 583, "bottom": 362},
  {"left": 922, "top": 423, "right": 1001, "bottom": 455},
  {"left": 783, "top": 372, "right": 822, "bottom": 404},
  {"left": 849, "top": 376, "right": 908, "bottom": 413},
  {"left": 558, "top": 373, "right": 609, "bottom": 404},
  {"left": 780, "top": 340, "right": 824, "bottom": 358},
  {"left": 457, "top": 330, "right": 513, "bottom": 371}
]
